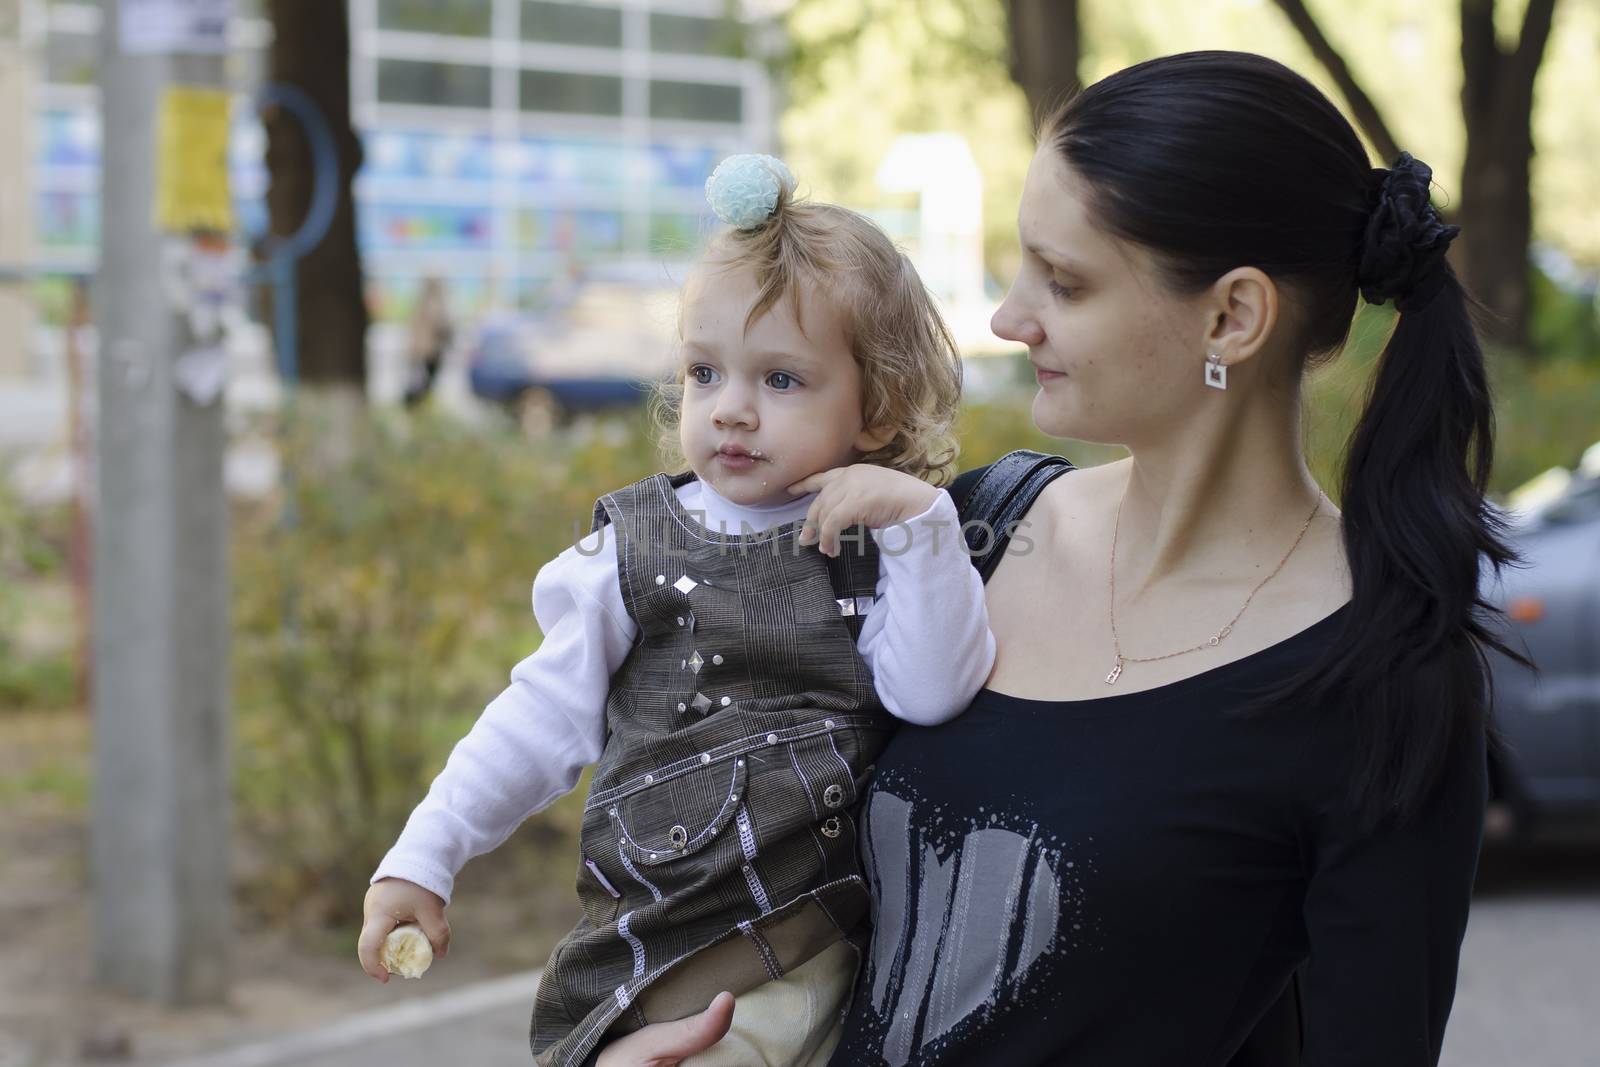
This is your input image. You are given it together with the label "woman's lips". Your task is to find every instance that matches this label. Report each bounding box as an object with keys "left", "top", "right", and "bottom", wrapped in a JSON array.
[{"left": 1034, "top": 364, "right": 1066, "bottom": 383}]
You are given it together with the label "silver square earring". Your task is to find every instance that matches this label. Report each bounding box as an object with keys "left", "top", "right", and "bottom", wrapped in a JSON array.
[{"left": 1205, "top": 352, "right": 1227, "bottom": 390}]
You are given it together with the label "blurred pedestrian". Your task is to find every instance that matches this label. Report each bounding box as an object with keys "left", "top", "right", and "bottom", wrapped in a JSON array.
[{"left": 402, "top": 276, "right": 451, "bottom": 407}]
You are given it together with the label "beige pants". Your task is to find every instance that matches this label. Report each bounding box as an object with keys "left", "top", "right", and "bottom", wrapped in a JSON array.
[{"left": 680, "top": 939, "right": 858, "bottom": 1067}]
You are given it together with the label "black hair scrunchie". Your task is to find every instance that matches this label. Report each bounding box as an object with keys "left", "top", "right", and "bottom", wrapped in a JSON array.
[{"left": 1356, "top": 153, "right": 1461, "bottom": 314}]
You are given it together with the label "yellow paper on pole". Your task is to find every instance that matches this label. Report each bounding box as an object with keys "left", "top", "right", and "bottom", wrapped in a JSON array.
[{"left": 154, "top": 85, "right": 234, "bottom": 233}]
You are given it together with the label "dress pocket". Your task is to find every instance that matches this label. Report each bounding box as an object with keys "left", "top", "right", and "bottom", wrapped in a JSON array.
[{"left": 611, "top": 753, "right": 750, "bottom": 870}]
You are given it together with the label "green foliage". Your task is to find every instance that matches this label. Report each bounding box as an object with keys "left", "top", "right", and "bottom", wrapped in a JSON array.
[
  {"left": 0, "top": 464, "right": 76, "bottom": 712},
  {"left": 1528, "top": 267, "right": 1600, "bottom": 368},
  {"left": 780, "top": 0, "right": 1035, "bottom": 278},
  {"left": 231, "top": 408, "right": 661, "bottom": 925}
]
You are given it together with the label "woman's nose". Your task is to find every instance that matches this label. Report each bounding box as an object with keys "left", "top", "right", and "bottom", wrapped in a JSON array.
[{"left": 991, "top": 288, "right": 1045, "bottom": 347}]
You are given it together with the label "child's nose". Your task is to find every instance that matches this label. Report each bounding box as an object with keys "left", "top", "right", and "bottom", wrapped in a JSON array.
[{"left": 711, "top": 388, "right": 758, "bottom": 429}]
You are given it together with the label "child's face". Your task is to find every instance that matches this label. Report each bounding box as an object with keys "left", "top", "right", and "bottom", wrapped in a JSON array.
[{"left": 678, "top": 262, "right": 887, "bottom": 508}]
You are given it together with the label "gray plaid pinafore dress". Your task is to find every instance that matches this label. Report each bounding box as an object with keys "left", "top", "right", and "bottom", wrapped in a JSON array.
[{"left": 530, "top": 470, "right": 896, "bottom": 1066}]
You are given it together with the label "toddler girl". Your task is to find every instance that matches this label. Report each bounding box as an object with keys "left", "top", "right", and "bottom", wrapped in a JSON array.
[{"left": 357, "top": 156, "right": 993, "bottom": 1066}]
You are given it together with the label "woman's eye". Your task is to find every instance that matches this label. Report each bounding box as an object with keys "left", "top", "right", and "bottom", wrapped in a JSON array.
[
  {"left": 1047, "top": 278, "right": 1076, "bottom": 299},
  {"left": 767, "top": 371, "right": 797, "bottom": 390}
]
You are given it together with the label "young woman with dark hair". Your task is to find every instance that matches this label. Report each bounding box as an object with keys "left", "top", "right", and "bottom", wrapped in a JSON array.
[{"left": 598, "top": 50, "right": 1528, "bottom": 1067}]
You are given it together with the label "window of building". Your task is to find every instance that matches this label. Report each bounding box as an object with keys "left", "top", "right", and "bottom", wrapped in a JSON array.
[
  {"left": 377, "top": 0, "right": 493, "bottom": 37},
  {"left": 649, "top": 80, "right": 741, "bottom": 123},
  {"left": 520, "top": 70, "right": 623, "bottom": 117},
  {"left": 522, "top": 1, "right": 622, "bottom": 48},
  {"left": 519, "top": 208, "right": 625, "bottom": 253},
  {"left": 377, "top": 59, "right": 493, "bottom": 109},
  {"left": 649, "top": 12, "right": 742, "bottom": 57}
]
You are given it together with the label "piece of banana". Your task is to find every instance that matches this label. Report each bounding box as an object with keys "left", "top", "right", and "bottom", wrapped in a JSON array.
[{"left": 380, "top": 924, "right": 434, "bottom": 979}]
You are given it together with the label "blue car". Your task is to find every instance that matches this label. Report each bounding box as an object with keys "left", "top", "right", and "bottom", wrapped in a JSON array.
[
  {"left": 1483, "top": 449, "right": 1600, "bottom": 823},
  {"left": 468, "top": 317, "right": 657, "bottom": 431}
]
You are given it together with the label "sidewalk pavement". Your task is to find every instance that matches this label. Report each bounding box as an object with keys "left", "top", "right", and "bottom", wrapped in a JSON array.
[{"left": 157, "top": 971, "right": 540, "bottom": 1067}]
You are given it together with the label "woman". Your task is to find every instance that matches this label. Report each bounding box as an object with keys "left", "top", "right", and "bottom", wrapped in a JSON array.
[{"left": 599, "top": 50, "right": 1525, "bottom": 1066}]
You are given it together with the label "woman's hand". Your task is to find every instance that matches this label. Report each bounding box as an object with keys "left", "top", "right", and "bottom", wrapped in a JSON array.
[
  {"left": 357, "top": 877, "right": 450, "bottom": 984},
  {"left": 594, "top": 991, "right": 736, "bottom": 1067},
  {"left": 788, "top": 465, "right": 940, "bottom": 556}
]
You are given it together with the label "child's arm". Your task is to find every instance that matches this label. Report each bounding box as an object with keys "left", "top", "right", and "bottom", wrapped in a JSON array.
[
  {"left": 368, "top": 526, "right": 636, "bottom": 906},
  {"left": 788, "top": 466, "right": 995, "bottom": 726},
  {"left": 854, "top": 489, "right": 994, "bottom": 725}
]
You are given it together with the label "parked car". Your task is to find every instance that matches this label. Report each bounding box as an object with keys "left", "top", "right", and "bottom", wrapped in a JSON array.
[
  {"left": 1483, "top": 443, "right": 1600, "bottom": 823},
  {"left": 466, "top": 276, "right": 679, "bottom": 432},
  {"left": 469, "top": 319, "right": 654, "bottom": 431}
]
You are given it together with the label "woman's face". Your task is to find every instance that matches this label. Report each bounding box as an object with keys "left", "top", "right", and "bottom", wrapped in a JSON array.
[{"left": 991, "top": 146, "right": 1212, "bottom": 447}]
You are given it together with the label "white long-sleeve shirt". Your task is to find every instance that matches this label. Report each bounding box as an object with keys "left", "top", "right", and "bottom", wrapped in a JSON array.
[{"left": 372, "top": 477, "right": 993, "bottom": 904}]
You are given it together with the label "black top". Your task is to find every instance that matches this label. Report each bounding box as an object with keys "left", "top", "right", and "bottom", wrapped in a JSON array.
[{"left": 829, "top": 595, "right": 1487, "bottom": 1067}]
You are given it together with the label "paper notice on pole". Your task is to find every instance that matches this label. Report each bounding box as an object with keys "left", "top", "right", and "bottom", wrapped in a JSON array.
[
  {"left": 120, "top": 0, "right": 234, "bottom": 55},
  {"left": 154, "top": 86, "right": 235, "bottom": 233}
]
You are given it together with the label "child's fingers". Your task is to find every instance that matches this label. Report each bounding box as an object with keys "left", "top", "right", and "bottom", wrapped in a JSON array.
[
  {"left": 817, "top": 490, "right": 859, "bottom": 556},
  {"left": 357, "top": 913, "right": 399, "bottom": 983},
  {"left": 798, "top": 480, "right": 839, "bottom": 546},
  {"left": 416, "top": 909, "right": 451, "bottom": 959},
  {"left": 787, "top": 467, "right": 843, "bottom": 497}
]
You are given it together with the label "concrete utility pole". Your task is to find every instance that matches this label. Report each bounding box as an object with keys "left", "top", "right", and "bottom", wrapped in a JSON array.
[
  {"left": 93, "top": 0, "right": 232, "bottom": 1004},
  {"left": 0, "top": 0, "right": 36, "bottom": 380}
]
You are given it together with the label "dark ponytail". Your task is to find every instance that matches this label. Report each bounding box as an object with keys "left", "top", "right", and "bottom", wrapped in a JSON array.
[{"left": 1049, "top": 52, "right": 1533, "bottom": 826}]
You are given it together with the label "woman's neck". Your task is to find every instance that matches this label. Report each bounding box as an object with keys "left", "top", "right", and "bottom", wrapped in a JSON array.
[{"left": 1112, "top": 391, "right": 1333, "bottom": 601}]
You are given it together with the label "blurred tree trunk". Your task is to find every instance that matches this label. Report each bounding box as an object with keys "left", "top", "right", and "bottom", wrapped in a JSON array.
[
  {"left": 1004, "top": 0, "right": 1081, "bottom": 129},
  {"left": 1457, "top": 0, "right": 1557, "bottom": 353},
  {"left": 264, "top": 0, "right": 368, "bottom": 390},
  {"left": 1269, "top": 0, "right": 1561, "bottom": 353}
]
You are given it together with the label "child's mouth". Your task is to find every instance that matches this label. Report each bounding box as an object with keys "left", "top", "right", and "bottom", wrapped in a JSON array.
[{"left": 715, "top": 445, "right": 766, "bottom": 471}]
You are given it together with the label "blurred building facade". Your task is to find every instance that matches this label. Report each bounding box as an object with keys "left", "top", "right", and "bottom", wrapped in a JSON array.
[{"left": 19, "top": 0, "right": 777, "bottom": 341}]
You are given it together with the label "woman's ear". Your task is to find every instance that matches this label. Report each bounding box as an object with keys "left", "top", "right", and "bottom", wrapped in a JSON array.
[{"left": 1200, "top": 266, "right": 1278, "bottom": 368}]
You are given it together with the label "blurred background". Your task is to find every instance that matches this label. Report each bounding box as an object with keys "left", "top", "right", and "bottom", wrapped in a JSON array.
[{"left": 0, "top": 1, "right": 1596, "bottom": 1064}]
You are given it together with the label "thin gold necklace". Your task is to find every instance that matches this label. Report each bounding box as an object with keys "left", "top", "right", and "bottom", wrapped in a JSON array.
[{"left": 1105, "top": 488, "right": 1326, "bottom": 685}]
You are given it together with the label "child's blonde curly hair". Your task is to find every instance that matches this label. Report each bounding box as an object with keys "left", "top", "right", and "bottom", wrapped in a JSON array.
[{"left": 651, "top": 185, "right": 964, "bottom": 486}]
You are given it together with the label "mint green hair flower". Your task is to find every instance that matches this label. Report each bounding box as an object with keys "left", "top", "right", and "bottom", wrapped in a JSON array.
[{"left": 704, "top": 154, "right": 797, "bottom": 230}]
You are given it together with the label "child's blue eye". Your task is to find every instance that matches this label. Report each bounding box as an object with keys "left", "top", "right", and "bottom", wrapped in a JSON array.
[
  {"left": 767, "top": 371, "right": 797, "bottom": 390},
  {"left": 688, "top": 365, "right": 718, "bottom": 385}
]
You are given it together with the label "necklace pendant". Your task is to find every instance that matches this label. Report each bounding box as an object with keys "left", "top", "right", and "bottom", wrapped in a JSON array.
[{"left": 1105, "top": 658, "right": 1123, "bottom": 685}]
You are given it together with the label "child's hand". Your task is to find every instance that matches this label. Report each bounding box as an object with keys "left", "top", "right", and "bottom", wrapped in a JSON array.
[
  {"left": 357, "top": 877, "right": 450, "bottom": 984},
  {"left": 787, "top": 465, "right": 939, "bottom": 556}
]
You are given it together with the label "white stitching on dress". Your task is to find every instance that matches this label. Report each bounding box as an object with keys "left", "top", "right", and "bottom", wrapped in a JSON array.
[
  {"left": 826, "top": 732, "right": 857, "bottom": 803},
  {"left": 617, "top": 911, "right": 647, "bottom": 979},
  {"left": 617, "top": 846, "right": 663, "bottom": 903},
  {"left": 562, "top": 873, "right": 869, "bottom": 1058},
  {"left": 736, "top": 807, "right": 773, "bottom": 913},
  {"left": 585, "top": 717, "right": 879, "bottom": 810},
  {"left": 791, "top": 742, "right": 821, "bottom": 819}
]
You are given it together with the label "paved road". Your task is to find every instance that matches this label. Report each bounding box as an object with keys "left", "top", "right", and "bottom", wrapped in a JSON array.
[
  {"left": 156, "top": 842, "right": 1598, "bottom": 1067},
  {"left": 1440, "top": 842, "right": 1600, "bottom": 1067}
]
